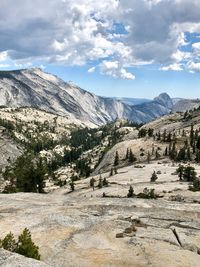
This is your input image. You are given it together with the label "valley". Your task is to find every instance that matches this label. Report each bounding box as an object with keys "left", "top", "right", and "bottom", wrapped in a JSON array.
[{"left": 0, "top": 69, "right": 200, "bottom": 267}]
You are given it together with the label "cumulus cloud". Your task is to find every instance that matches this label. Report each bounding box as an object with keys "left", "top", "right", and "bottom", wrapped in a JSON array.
[
  {"left": 187, "top": 61, "right": 200, "bottom": 72},
  {"left": 100, "top": 60, "right": 135, "bottom": 80},
  {"left": 88, "top": 67, "right": 96, "bottom": 73},
  {"left": 161, "top": 63, "right": 183, "bottom": 71},
  {"left": 1, "top": 0, "right": 200, "bottom": 78},
  {"left": 0, "top": 51, "right": 8, "bottom": 61}
]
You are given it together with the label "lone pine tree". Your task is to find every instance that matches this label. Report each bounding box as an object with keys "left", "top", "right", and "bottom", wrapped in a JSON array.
[
  {"left": 114, "top": 151, "right": 119, "bottom": 166},
  {"left": 150, "top": 171, "right": 158, "bottom": 182}
]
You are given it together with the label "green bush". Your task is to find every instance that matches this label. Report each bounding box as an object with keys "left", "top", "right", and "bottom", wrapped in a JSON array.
[
  {"left": 127, "top": 185, "right": 134, "bottom": 198},
  {"left": 189, "top": 178, "right": 200, "bottom": 192},
  {"left": 0, "top": 228, "right": 40, "bottom": 260},
  {"left": 137, "top": 188, "right": 158, "bottom": 199},
  {"left": 150, "top": 171, "right": 158, "bottom": 182},
  {"left": 0, "top": 232, "right": 17, "bottom": 252},
  {"left": 16, "top": 228, "right": 40, "bottom": 260}
]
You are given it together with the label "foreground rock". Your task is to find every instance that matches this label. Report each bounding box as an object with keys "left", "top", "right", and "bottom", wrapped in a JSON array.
[
  {"left": 0, "top": 249, "right": 51, "bottom": 267},
  {"left": 0, "top": 163, "right": 200, "bottom": 267}
]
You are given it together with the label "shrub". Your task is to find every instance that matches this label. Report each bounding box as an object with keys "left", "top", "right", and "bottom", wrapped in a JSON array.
[
  {"left": 176, "top": 165, "right": 197, "bottom": 182},
  {"left": 0, "top": 232, "right": 17, "bottom": 252},
  {"left": 98, "top": 177, "right": 103, "bottom": 189},
  {"left": 137, "top": 188, "right": 158, "bottom": 199},
  {"left": 114, "top": 151, "right": 119, "bottom": 166},
  {"left": 0, "top": 228, "right": 40, "bottom": 260},
  {"left": 102, "top": 178, "right": 108, "bottom": 187},
  {"left": 189, "top": 178, "right": 200, "bottom": 191},
  {"left": 90, "top": 178, "right": 95, "bottom": 190},
  {"left": 70, "top": 180, "right": 75, "bottom": 191},
  {"left": 150, "top": 171, "right": 158, "bottom": 182},
  {"left": 127, "top": 185, "right": 134, "bottom": 198}
]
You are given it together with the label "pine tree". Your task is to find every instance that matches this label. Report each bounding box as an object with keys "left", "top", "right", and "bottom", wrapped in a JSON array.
[
  {"left": 103, "top": 178, "right": 108, "bottom": 187},
  {"left": 129, "top": 149, "right": 136, "bottom": 163},
  {"left": 196, "top": 136, "right": 200, "bottom": 150},
  {"left": 176, "top": 165, "right": 184, "bottom": 180},
  {"left": 0, "top": 232, "right": 17, "bottom": 252},
  {"left": 148, "top": 128, "right": 154, "bottom": 137},
  {"left": 162, "top": 129, "right": 167, "bottom": 142},
  {"left": 157, "top": 131, "right": 161, "bottom": 141},
  {"left": 90, "top": 178, "right": 95, "bottom": 190},
  {"left": 176, "top": 147, "right": 186, "bottom": 161},
  {"left": 125, "top": 148, "right": 129, "bottom": 160},
  {"left": 147, "top": 151, "right": 151, "bottom": 164},
  {"left": 190, "top": 124, "right": 194, "bottom": 146},
  {"left": 16, "top": 228, "right": 40, "bottom": 260},
  {"left": 150, "top": 171, "right": 158, "bottom": 182},
  {"left": 190, "top": 178, "right": 200, "bottom": 191},
  {"left": 110, "top": 168, "right": 114, "bottom": 176},
  {"left": 169, "top": 142, "right": 177, "bottom": 160},
  {"left": 127, "top": 185, "right": 134, "bottom": 198},
  {"left": 70, "top": 180, "right": 75, "bottom": 191},
  {"left": 196, "top": 150, "right": 200, "bottom": 163},
  {"left": 98, "top": 177, "right": 103, "bottom": 189},
  {"left": 166, "top": 132, "right": 172, "bottom": 142},
  {"left": 114, "top": 151, "right": 119, "bottom": 166},
  {"left": 183, "top": 166, "right": 197, "bottom": 182},
  {"left": 138, "top": 129, "right": 147, "bottom": 138},
  {"left": 152, "top": 145, "right": 155, "bottom": 155},
  {"left": 186, "top": 147, "right": 191, "bottom": 161},
  {"left": 155, "top": 149, "right": 161, "bottom": 159},
  {"left": 114, "top": 167, "right": 118, "bottom": 174}
]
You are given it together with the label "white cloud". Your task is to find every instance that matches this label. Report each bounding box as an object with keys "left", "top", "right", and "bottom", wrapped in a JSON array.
[
  {"left": 192, "top": 42, "right": 200, "bottom": 56},
  {"left": 0, "top": 63, "right": 10, "bottom": 68},
  {"left": 1, "top": 0, "right": 200, "bottom": 78},
  {"left": 88, "top": 66, "right": 95, "bottom": 73},
  {"left": 161, "top": 63, "right": 183, "bottom": 71},
  {"left": 0, "top": 51, "right": 8, "bottom": 61},
  {"left": 187, "top": 61, "right": 200, "bottom": 72},
  {"left": 171, "top": 50, "right": 191, "bottom": 63},
  {"left": 100, "top": 60, "right": 135, "bottom": 80}
]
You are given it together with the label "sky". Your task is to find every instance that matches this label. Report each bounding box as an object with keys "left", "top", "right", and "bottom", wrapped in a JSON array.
[{"left": 0, "top": 0, "right": 200, "bottom": 99}]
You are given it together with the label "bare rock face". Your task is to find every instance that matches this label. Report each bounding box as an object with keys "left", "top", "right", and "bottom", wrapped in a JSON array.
[
  {"left": 0, "top": 129, "right": 22, "bottom": 170},
  {"left": 0, "top": 68, "right": 173, "bottom": 125},
  {"left": 154, "top": 93, "right": 173, "bottom": 110},
  {"left": 0, "top": 249, "right": 51, "bottom": 267},
  {"left": 173, "top": 99, "right": 200, "bottom": 113}
]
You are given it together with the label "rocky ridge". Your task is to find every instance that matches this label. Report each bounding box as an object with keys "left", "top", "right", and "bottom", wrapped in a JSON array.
[{"left": 0, "top": 68, "right": 175, "bottom": 125}]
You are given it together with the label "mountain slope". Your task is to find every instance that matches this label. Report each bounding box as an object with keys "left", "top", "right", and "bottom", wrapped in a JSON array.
[
  {"left": 0, "top": 68, "right": 172, "bottom": 125},
  {"left": 114, "top": 97, "right": 151, "bottom": 106},
  {"left": 172, "top": 99, "right": 200, "bottom": 113}
]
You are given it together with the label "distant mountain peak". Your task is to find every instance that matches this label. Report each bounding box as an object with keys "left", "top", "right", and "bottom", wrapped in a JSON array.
[
  {"left": 154, "top": 92, "right": 173, "bottom": 109},
  {"left": 0, "top": 69, "right": 175, "bottom": 125}
]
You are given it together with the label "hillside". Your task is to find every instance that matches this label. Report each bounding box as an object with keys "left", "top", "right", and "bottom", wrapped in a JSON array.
[
  {"left": 0, "top": 68, "right": 175, "bottom": 125},
  {"left": 173, "top": 99, "right": 200, "bottom": 113},
  {"left": 2, "top": 105, "right": 200, "bottom": 192},
  {"left": 1, "top": 100, "right": 200, "bottom": 267}
]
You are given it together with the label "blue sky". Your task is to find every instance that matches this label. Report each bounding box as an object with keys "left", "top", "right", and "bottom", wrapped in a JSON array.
[
  {"left": 45, "top": 64, "right": 200, "bottom": 99},
  {"left": 0, "top": 0, "right": 200, "bottom": 99}
]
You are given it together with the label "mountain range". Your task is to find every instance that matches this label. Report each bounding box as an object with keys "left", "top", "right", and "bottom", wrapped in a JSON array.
[{"left": 0, "top": 68, "right": 198, "bottom": 125}]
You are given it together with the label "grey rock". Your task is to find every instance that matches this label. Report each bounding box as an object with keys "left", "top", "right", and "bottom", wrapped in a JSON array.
[{"left": 0, "top": 69, "right": 173, "bottom": 125}]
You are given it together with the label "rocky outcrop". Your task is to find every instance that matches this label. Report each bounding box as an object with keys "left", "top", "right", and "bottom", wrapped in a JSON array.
[
  {"left": 172, "top": 99, "right": 200, "bottom": 113},
  {"left": 0, "top": 249, "right": 52, "bottom": 267},
  {"left": 1, "top": 161, "right": 200, "bottom": 267}
]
